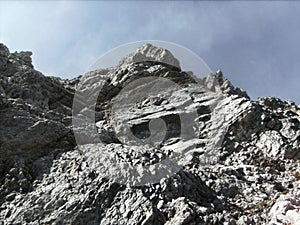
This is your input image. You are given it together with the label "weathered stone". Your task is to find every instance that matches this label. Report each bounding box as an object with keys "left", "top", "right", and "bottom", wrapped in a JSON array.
[
  {"left": 0, "top": 42, "right": 299, "bottom": 225},
  {"left": 118, "top": 43, "right": 181, "bottom": 69},
  {"left": 268, "top": 192, "right": 300, "bottom": 225},
  {"left": 0, "top": 43, "right": 9, "bottom": 67}
]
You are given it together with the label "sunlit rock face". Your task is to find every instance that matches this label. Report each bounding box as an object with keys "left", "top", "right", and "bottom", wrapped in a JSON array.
[
  {"left": 0, "top": 43, "right": 299, "bottom": 225},
  {"left": 118, "top": 43, "right": 181, "bottom": 69}
]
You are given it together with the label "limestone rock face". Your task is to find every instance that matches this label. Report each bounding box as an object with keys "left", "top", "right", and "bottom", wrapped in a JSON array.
[
  {"left": 0, "top": 44, "right": 76, "bottom": 206},
  {"left": 118, "top": 43, "right": 181, "bottom": 69},
  {"left": 269, "top": 190, "right": 300, "bottom": 225},
  {"left": 0, "top": 43, "right": 299, "bottom": 225},
  {"left": 0, "top": 44, "right": 10, "bottom": 67}
]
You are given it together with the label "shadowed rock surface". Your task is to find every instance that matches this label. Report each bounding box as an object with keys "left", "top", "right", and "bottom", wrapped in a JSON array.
[{"left": 0, "top": 43, "right": 299, "bottom": 224}]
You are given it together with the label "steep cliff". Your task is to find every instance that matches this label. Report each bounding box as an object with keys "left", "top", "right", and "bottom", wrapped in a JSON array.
[{"left": 0, "top": 43, "right": 299, "bottom": 225}]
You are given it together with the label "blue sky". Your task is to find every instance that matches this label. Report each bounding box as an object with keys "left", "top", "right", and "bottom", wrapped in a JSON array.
[{"left": 0, "top": 1, "right": 300, "bottom": 104}]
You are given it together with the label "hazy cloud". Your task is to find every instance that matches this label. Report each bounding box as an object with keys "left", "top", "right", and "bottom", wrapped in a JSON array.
[{"left": 0, "top": 1, "right": 299, "bottom": 103}]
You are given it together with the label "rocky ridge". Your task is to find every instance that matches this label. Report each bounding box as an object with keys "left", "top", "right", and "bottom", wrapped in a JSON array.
[{"left": 0, "top": 43, "right": 299, "bottom": 224}]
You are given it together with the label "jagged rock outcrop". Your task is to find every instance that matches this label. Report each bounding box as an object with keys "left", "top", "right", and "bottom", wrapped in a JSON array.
[
  {"left": 0, "top": 44, "right": 76, "bottom": 205},
  {"left": 118, "top": 43, "right": 181, "bottom": 69},
  {"left": 0, "top": 43, "right": 299, "bottom": 225}
]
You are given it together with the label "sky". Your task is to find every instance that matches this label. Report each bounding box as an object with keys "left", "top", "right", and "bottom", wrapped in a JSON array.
[{"left": 0, "top": 1, "right": 300, "bottom": 104}]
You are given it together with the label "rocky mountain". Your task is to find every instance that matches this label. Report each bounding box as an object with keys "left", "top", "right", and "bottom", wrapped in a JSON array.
[{"left": 0, "top": 43, "right": 299, "bottom": 225}]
